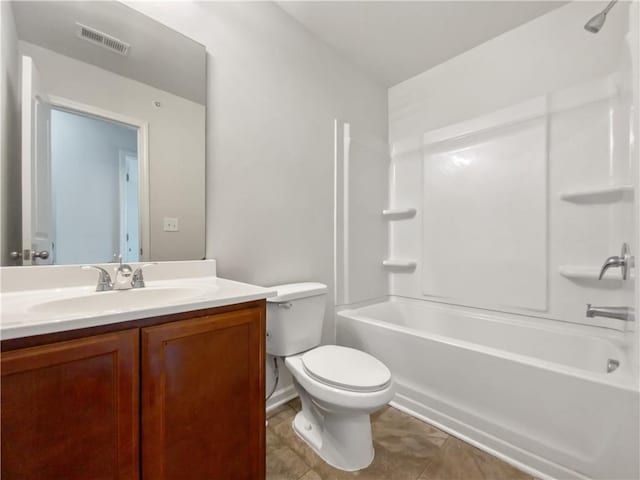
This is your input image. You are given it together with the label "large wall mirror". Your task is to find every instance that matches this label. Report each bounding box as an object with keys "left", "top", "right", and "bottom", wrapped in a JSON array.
[{"left": 3, "top": 1, "right": 206, "bottom": 266}]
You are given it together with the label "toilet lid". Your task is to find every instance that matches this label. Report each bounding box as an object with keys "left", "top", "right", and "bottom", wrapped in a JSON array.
[{"left": 301, "top": 345, "right": 391, "bottom": 393}]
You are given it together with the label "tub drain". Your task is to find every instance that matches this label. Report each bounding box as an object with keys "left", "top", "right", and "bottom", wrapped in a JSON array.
[{"left": 607, "top": 359, "right": 620, "bottom": 373}]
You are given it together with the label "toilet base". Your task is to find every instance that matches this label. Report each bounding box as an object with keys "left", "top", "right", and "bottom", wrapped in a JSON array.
[{"left": 292, "top": 407, "right": 375, "bottom": 472}]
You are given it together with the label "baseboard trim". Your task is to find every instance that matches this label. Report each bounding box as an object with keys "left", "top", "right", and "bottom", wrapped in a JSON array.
[{"left": 266, "top": 385, "right": 297, "bottom": 413}]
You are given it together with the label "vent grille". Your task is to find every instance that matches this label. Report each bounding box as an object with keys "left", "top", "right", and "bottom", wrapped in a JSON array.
[{"left": 76, "top": 23, "right": 130, "bottom": 56}]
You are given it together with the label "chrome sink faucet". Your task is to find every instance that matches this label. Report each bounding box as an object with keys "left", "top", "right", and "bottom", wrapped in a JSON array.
[
  {"left": 113, "top": 255, "right": 134, "bottom": 290},
  {"left": 83, "top": 257, "right": 157, "bottom": 292}
]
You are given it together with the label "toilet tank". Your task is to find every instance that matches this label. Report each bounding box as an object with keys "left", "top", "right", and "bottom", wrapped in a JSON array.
[{"left": 266, "top": 282, "right": 327, "bottom": 356}]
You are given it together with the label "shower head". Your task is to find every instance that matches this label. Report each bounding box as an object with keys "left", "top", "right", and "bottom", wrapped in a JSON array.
[{"left": 584, "top": 0, "right": 618, "bottom": 33}]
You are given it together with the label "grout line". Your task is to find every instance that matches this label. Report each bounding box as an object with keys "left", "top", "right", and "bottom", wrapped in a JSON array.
[
  {"left": 296, "top": 467, "right": 312, "bottom": 480},
  {"left": 416, "top": 432, "right": 451, "bottom": 480}
]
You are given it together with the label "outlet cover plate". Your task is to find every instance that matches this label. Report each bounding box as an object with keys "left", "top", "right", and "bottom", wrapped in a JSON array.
[{"left": 163, "top": 217, "right": 179, "bottom": 232}]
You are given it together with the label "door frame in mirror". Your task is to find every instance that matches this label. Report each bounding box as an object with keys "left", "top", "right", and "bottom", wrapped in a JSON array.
[{"left": 47, "top": 95, "right": 150, "bottom": 263}]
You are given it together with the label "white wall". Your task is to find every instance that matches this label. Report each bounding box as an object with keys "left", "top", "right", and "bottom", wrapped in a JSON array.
[
  {"left": 51, "top": 109, "right": 137, "bottom": 264},
  {"left": 0, "top": 2, "right": 21, "bottom": 266},
  {"left": 388, "top": 1, "right": 634, "bottom": 330},
  {"left": 126, "top": 1, "right": 388, "bottom": 404},
  {"left": 389, "top": 1, "right": 628, "bottom": 142},
  {"left": 18, "top": 41, "right": 206, "bottom": 262}
]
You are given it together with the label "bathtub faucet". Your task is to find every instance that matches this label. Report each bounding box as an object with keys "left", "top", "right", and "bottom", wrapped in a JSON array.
[{"left": 585, "top": 304, "right": 635, "bottom": 322}]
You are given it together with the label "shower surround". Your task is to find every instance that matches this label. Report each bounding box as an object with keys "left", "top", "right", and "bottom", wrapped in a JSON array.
[{"left": 334, "top": 2, "right": 639, "bottom": 479}]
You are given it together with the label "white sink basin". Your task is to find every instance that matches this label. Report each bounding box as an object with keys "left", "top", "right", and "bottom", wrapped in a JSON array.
[
  {"left": 28, "top": 286, "right": 215, "bottom": 316},
  {"left": 1, "top": 263, "right": 277, "bottom": 340}
]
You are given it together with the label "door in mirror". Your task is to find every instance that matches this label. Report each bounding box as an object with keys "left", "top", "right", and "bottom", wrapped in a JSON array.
[{"left": 21, "top": 55, "right": 53, "bottom": 266}]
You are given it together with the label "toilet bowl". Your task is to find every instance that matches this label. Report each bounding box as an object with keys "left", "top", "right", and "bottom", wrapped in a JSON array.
[
  {"left": 285, "top": 346, "right": 394, "bottom": 471},
  {"left": 266, "top": 283, "right": 395, "bottom": 471}
]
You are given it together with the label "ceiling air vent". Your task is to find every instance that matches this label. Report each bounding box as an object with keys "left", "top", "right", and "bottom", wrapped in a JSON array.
[{"left": 75, "top": 23, "right": 130, "bottom": 56}]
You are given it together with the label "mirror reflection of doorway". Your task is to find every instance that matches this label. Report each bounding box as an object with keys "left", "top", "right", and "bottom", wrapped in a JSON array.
[
  {"left": 50, "top": 108, "right": 139, "bottom": 264},
  {"left": 119, "top": 150, "right": 139, "bottom": 262}
]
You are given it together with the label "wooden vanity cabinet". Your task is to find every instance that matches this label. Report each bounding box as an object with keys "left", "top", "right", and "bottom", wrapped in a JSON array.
[
  {"left": 1, "top": 329, "right": 139, "bottom": 480},
  {"left": 142, "top": 305, "right": 266, "bottom": 480},
  {"left": 0, "top": 301, "right": 266, "bottom": 480}
]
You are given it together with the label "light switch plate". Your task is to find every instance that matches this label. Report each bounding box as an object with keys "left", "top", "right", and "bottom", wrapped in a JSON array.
[{"left": 163, "top": 217, "right": 179, "bottom": 232}]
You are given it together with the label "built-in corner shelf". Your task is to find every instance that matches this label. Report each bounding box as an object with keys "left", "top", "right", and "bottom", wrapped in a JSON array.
[
  {"left": 382, "top": 259, "right": 417, "bottom": 270},
  {"left": 382, "top": 208, "right": 417, "bottom": 220},
  {"left": 559, "top": 185, "right": 634, "bottom": 203},
  {"left": 558, "top": 265, "right": 634, "bottom": 281}
]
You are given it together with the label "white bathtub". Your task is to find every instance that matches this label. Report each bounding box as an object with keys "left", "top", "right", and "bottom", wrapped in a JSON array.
[{"left": 336, "top": 298, "right": 639, "bottom": 480}]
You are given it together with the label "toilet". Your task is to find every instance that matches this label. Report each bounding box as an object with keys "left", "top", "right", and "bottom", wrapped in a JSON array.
[{"left": 266, "top": 282, "right": 394, "bottom": 471}]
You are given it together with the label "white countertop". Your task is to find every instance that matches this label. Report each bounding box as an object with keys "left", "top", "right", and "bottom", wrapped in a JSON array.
[{"left": 0, "top": 261, "right": 276, "bottom": 340}]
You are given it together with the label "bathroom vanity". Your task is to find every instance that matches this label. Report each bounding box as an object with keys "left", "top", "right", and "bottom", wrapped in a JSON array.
[{"left": 0, "top": 261, "right": 274, "bottom": 480}]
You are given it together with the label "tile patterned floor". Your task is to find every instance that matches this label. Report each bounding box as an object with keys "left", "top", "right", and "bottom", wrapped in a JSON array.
[{"left": 266, "top": 399, "right": 535, "bottom": 480}]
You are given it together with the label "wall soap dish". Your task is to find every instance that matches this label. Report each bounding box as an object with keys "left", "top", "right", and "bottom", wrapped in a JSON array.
[{"left": 558, "top": 265, "right": 634, "bottom": 281}]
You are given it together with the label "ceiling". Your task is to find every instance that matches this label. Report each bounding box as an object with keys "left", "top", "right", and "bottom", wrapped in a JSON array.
[
  {"left": 277, "top": 1, "right": 567, "bottom": 87},
  {"left": 11, "top": 1, "right": 206, "bottom": 104}
]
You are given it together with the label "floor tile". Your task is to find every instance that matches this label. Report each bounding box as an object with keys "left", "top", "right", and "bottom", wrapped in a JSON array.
[
  {"left": 267, "top": 403, "right": 532, "bottom": 480},
  {"left": 272, "top": 413, "right": 323, "bottom": 470},
  {"left": 268, "top": 404, "right": 297, "bottom": 429},
  {"left": 268, "top": 404, "right": 292, "bottom": 420},
  {"left": 299, "top": 471, "right": 323, "bottom": 480},
  {"left": 418, "top": 436, "right": 534, "bottom": 480},
  {"left": 372, "top": 407, "right": 449, "bottom": 457},
  {"left": 370, "top": 404, "right": 390, "bottom": 421},
  {"left": 271, "top": 407, "right": 441, "bottom": 480},
  {"left": 266, "top": 428, "right": 311, "bottom": 480},
  {"left": 288, "top": 397, "right": 302, "bottom": 412}
]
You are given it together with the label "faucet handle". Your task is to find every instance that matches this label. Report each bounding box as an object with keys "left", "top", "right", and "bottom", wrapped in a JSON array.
[
  {"left": 598, "top": 256, "right": 624, "bottom": 279},
  {"left": 598, "top": 243, "right": 634, "bottom": 280},
  {"left": 82, "top": 265, "right": 113, "bottom": 292},
  {"left": 132, "top": 263, "right": 157, "bottom": 289}
]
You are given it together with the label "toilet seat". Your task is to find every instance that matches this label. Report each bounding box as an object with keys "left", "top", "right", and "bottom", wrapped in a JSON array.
[{"left": 301, "top": 345, "right": 391, "bottom": 393}]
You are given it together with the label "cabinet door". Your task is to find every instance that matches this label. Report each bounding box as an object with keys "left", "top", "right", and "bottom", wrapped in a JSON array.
[
  {"left": 1, "top": 329, "right": 139, "bottom": 480},
  {"left": 142, "top": 306, "right": 266, "bottom": 480}
]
